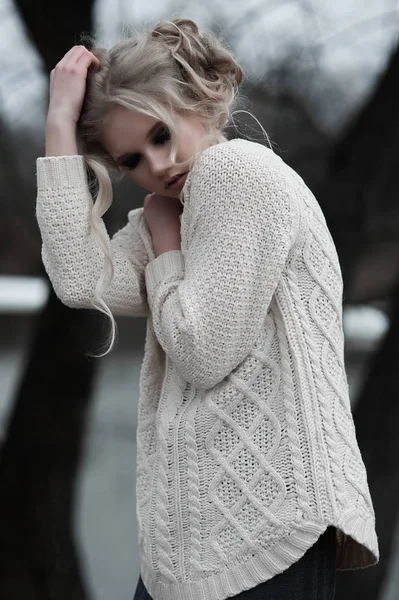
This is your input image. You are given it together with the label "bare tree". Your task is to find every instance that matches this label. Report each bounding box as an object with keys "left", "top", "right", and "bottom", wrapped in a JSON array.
[
  {"left": 0, "top": 1, "right": 100, "bottom": 598},
  {"left": 320, "top": 45, "right": 399, "bottom": 600}
]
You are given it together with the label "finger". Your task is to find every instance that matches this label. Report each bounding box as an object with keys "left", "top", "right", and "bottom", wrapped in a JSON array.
[
  {"left": 53, "top": 46, "right": 93, "bottom": 80},
  {"left": 55, "top": 45, "right": 84, "bottom": 68},
  {"left": 63, "top": 45, "right": 91, "bottom": 68},
  {"left": 76, "top": 50, "right": 101, "bottom": 70},
  {"left": 82, "top": 49, "right": 101, "bottom": 69}
]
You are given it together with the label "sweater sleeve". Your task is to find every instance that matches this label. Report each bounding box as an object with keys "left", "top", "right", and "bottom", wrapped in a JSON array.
[
  {"left": 144, "top": 143, "right": 300, "bottom": 389},
  {"left": 36, "top": 155, "right": 151, "bottom": 317}
]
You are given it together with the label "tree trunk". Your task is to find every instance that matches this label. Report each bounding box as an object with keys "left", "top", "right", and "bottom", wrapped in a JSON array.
[
  {"left": 0, "top": 289, "right": 105, "bottom": 600},
  {"left": 336, "top": 283, "right": 399, "bottom": 599},
  {"left": 14, "top": 0, "right": 93, "bottom": 71},
  {"left": 0, "top": 1, "right": 98, "bottom": 598},
  {"left": 319, "top": 44, "right": 399, "bottom": 600},
  {"left": 320, "top": 45, "right": 399, "bottom": 292}
]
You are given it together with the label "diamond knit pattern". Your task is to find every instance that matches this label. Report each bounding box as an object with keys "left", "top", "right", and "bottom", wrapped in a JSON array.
[{"left": 36, "top": 139, "right": 379, "bottom": 600}]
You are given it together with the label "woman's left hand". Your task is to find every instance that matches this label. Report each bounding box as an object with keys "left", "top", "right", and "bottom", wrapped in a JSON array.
[{"left": 143, "top": 193, "right": 183, "bottom": 257}]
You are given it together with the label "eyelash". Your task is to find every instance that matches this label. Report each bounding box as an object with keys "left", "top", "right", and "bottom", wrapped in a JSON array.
[{"left": 121, "top": 126, "right": 171, "bottom": 170}]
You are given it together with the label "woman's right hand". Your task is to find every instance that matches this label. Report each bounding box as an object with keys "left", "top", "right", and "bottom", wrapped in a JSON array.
[
  {"left": 47, "top": 45, "right": 100, "bottom": 128},
  {"left": 45, "top": 46, "right": 100, "bottom": 156}
]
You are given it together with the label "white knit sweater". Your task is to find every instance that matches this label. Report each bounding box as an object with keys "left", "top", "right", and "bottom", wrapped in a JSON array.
[{"left": 36, "top": 139, "right": 378, "bottom": 600}]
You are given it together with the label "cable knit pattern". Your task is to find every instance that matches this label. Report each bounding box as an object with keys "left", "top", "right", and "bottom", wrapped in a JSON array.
[
  {"left": 36, "top": 139, "right": 378, "bottom": 600},
  {"left": 184, "top": 399, "right": 203, "bottom": 577}
]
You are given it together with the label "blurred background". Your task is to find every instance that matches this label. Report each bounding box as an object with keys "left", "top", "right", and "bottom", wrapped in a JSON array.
[{"left": 0, "top": 0, "right": 398, "bottom": 599}]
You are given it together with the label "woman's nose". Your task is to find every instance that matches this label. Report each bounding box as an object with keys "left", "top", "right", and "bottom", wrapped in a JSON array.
[{"left": 147, "top": 149, "right": 169, "bottom": 177}]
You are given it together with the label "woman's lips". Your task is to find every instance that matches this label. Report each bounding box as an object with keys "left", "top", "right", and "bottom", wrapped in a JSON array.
[{"left": 168, "top": 172, "right": 188, "bottom": 189}]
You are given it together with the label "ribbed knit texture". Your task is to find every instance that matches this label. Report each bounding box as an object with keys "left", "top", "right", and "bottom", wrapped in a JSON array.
[{"left": 36, "top": 139, "right": 378, "bottom": 600}]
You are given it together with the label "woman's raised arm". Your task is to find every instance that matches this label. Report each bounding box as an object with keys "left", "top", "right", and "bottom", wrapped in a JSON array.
[
  {"left": 36, "top": 46, "right": 151, "bottom": 318},
  {"left": 36, "top": 155, "right": 151, "bottom": 317}
]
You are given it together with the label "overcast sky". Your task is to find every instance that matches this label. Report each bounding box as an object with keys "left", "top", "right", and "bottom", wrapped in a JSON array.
[{"left": 0, "top": 0, "right": 398, "bottom": 134}]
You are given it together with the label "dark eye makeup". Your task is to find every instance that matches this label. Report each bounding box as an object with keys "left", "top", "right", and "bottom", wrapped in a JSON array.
[{"left": 119, "top": 125, "right": 171, "bottom": 170}]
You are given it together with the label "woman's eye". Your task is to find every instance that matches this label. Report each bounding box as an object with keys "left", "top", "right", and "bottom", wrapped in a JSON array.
[
  {"left": 154, "top": 127, "right": 171, "bottom": 145},
  {"left": 121, "top": 154, "right": 140, "bottom": 170},
  {"left": 119, "top": 126, "right": 170, "bottom": 170}
]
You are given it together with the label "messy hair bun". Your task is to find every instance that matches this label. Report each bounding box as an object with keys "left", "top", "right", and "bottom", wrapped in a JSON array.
[{"left": 151, "top": 18, "right": 243, "bottom": 125}]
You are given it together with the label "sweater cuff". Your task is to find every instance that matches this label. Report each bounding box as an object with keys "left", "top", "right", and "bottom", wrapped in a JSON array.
[
  {"left": 36, "top": 155, "right": 87, "bottom": 190},
  {"left": 145, "top": 250, "right": 185, "bottom": 294}
]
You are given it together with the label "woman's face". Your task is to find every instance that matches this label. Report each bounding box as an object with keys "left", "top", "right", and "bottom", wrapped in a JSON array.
[{"left": 101, "top": 106, "right": 216, "bottom": 199}]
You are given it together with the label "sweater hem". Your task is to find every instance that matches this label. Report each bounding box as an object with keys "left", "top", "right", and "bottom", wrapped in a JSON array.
[
  {"left": 335, "top": 509, "right": 379, "bottom": 569},
  {"left": 140, "top": 522, "right": 325, "bottom": 600},
  {"left": 139, "top": 514, "right": 379, "bottom": 600}
]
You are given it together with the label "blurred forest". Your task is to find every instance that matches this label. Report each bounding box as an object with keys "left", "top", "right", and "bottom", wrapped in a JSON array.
[{"left": 0, "top": 0, "right": 398, "bottom": 599}]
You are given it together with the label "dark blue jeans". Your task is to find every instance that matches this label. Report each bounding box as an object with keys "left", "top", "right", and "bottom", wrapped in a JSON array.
[{"left": 133, "top": 526, "right": 336, "bottom": 599}]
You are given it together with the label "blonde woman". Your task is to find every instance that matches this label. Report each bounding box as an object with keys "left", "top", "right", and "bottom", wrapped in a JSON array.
[{"left": 36, "top": 18, "right": 378, "bottom": 600}]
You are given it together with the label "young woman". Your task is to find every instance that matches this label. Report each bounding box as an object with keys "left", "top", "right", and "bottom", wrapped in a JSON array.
[{"left": 36, "top": 17, "right": 378, "bottom": 600}]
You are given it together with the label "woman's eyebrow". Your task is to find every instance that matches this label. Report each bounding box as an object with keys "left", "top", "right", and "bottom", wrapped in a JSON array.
[{"left": 115, "top": 122, "right": 162, "bottom": 163}]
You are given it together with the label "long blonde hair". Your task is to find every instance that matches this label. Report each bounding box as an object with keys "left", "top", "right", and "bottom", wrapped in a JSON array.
[{"left": 77, "top": 17, "right": 244, "bottom": 356}]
